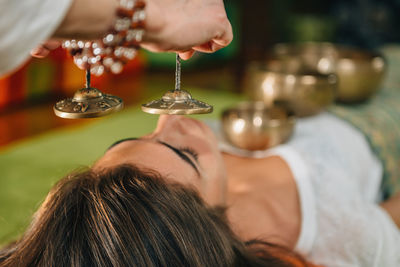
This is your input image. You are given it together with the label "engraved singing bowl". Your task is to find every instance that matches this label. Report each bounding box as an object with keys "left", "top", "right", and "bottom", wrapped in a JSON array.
[
  {"left": 270, "top": 43, "right": 387, "bottom": 103},
  {"left": 244, "top": 60, "right": 337, "bottom": 117},
  {"left": 221, "top": 102, "right": 295, "bottom": 151}
]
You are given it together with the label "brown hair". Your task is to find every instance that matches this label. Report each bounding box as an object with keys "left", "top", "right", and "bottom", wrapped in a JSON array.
[{"left": 0, "top": 164, "right": 307, "bottom": 267}]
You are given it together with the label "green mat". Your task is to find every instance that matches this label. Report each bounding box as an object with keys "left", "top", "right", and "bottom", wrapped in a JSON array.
[{"left": 0, "top": 88, "right": 244, "bottom": 245}]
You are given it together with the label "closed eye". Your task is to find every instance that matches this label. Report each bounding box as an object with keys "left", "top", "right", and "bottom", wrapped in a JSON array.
[
  {"left": 158, "top": 141, "right": 200, "bottom": 176},
  {"left": 105, "top": 138, "right": 201, "bottom": 177},
  {"left": 180, "top": 147, "right": 199, "bottom": 161}
]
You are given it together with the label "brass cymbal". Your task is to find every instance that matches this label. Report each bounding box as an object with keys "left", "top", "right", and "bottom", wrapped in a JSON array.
[
  {"left": 141, "top": 54, "right": 213, "bottom": 115},
  {"left": 141, "top": 89, "right": 213, "bottom": 115},
  {"left": 54, "top": 87, "right": 123, "bottom": 119}
]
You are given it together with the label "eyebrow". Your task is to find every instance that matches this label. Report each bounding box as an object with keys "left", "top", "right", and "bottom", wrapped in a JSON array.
[
  {"left": 106, "top": 138, "right": 200, "bottom": 175},
  {"left": 107, "top": 137, "right": 139, "bottom": 151},
  {"left": 157, "top": 141, "right": 200, "bottom": 176}
]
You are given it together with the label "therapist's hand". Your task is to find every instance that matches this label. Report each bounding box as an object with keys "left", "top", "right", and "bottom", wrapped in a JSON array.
[
  {"left": 31, "top": 0, "right": 233, "bottom": 61},
  {"left": 142, "top": 0, "right": 233, "bottom": 59}
]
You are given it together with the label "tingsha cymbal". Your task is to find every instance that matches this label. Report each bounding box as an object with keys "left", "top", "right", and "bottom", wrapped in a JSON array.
[
  {"left": 54, "top": 87, "right": 123, "bottom": 119},
  {"left": 141, "top": 89, "right": 213, "bottom": 115},
  {"left": 141, "top": 54, "right": 213, "bottom": 115}
]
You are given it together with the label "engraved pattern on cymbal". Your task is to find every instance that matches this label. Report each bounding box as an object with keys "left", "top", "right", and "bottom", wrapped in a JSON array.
[
  {"left": 141, "top": 97, "right": 213, "bottom": 115},
  {"left": 54, "top": 92, "right": 123, "bottom": 119}
]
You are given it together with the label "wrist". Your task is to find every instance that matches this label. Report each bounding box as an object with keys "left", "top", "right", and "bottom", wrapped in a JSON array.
[
  {"left": 62, "top": 0, "right": 146, "bottom": 75},
  {"left": 141, "top": 0, "right": 166, "bottom": 49},
  {"left": 53, "top": 0, "right": 118, "bottom": 39}
]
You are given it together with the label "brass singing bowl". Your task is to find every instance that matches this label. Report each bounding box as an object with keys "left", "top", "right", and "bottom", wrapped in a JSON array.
[
  {"left": 244, "top": 61, "right": 337, "bottom": 117},
  {"left": 221, "top": 102, "right": 295, "bottom": 151},
  {"left": 271, "top": 43, "right": 387, "bottom": 103}
]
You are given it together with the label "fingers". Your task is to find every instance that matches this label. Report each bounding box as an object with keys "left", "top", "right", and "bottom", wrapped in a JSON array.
[
  {"left": 191, "top": 19, "right": 233, "bottom": 54},
  {"left": 30, "top": 45, "right": 51, "bottom": 58},
  {"left": 43, "top": 40, "right": 62, "bottom": 50},
  {"left": 30, "top": 40, "right": 61, "bottom": 58},
  {"left": 179, "top": 50, "right": 195, "bottom": 60},
  {"left": 191, "top": 9, "right": 233, "bottom": 53},
  {"left": 191, "top": 41, "right": 223, "bottom": 53},
  {"left": 213, "top": 19, "right": 233, "bottom": 48},
  {"left": 142, "top": 1, "right": 233, "bottom": 56}
]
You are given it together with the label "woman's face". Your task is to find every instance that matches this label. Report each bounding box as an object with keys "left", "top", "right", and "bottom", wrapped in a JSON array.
[{"left": 95, "top": 115, "right": 227, "bottom": 206}]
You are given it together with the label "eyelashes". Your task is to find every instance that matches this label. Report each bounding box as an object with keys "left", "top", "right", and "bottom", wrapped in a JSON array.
[{"left": 180, "top": 147, "right": 199, "bottom": 161}]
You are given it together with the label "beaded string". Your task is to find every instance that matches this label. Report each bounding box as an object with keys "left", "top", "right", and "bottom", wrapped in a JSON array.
[{"left": 62, "top": 0, "right": 146, "bottom": 76}]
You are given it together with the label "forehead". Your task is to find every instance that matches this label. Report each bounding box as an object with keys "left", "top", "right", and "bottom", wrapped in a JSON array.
[{"left": 95, "top": 140, "right": 199, "bottom": 186}]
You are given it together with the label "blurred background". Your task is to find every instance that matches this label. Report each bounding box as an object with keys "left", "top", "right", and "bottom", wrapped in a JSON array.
[
  {"left": 1, "top": 0, "right": 400, "bottom": 246},
  {"left": 1, "top": 0, "right": 400, "bottom": 147}
]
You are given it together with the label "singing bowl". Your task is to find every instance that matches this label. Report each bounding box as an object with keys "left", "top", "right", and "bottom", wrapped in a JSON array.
[
  {"left": 270, "top": 42, "right": 387, "bottom": 103},
  {"left": 244, "top": 61, "right": 337, "bottom": 117},
  {"left": 221, "top": 102, "right": 295, "bottom": 151}
]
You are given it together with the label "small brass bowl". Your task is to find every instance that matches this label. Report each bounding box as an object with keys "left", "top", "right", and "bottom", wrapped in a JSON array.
[
  {"left": 221, "top": 102, "right": 295, "bottom": 151},
  {"left": 271, "top": 43, "right": 386, "bottom": 103},
  {"left": 244, "top": 62, "right": 337, "bottom": 117}
]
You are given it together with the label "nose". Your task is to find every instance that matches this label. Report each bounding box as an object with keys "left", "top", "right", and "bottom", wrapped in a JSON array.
[
  {"left": 155, "top": 115, "right": 180, "bottom": 133},
  {"left": 155, "top": 115, "right": 207, "bottom": 136},
  {"left": 154, "top": 115, "right": 198, "bottom": 138}
]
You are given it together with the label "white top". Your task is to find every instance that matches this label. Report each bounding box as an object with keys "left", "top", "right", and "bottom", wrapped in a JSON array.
[
  {"left": 0, "top": 0, "right": 72, "bottom": 76},
  {"left": 207, "top": 112, "right": 400, "bottom": 267}
]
